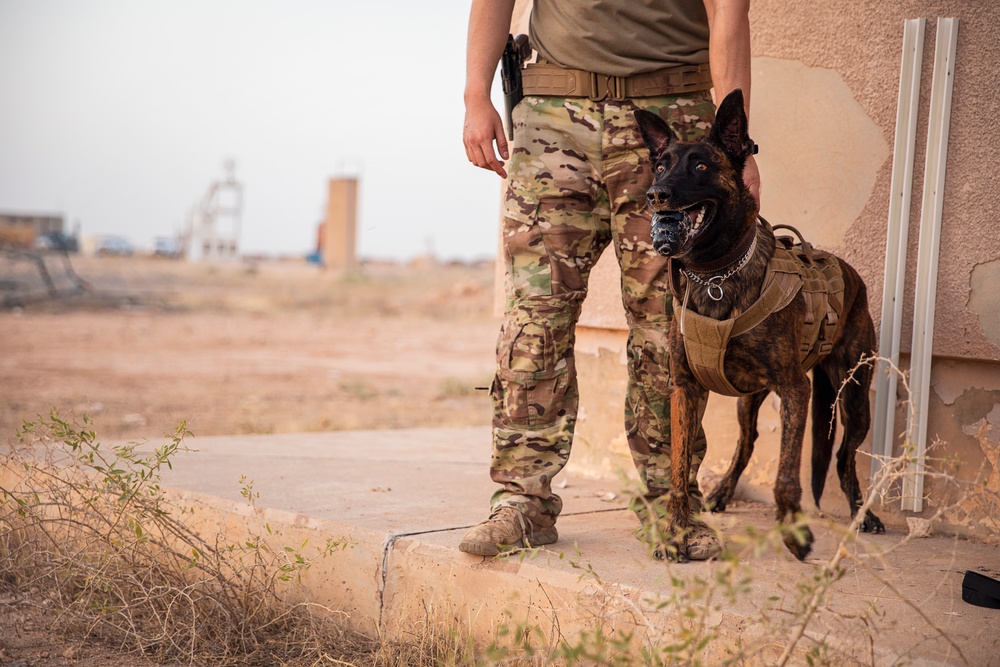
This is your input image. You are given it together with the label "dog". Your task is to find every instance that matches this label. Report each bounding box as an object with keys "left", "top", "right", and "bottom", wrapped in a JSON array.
[{"left": 634, "top": 89, "right": 884, "bottom": 562}]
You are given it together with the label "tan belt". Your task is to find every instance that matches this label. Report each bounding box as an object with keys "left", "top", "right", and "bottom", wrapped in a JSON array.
[{"left": 521, "top": 62, "right": 712, "bottom": 101}]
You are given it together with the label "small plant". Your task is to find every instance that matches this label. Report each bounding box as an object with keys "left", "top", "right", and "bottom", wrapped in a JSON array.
[
  {"left": 340, "top": 378, "right": 379, "bottom": 400},
  {"left": 0, "top": 409, "right": 345, "bottom": 663}
]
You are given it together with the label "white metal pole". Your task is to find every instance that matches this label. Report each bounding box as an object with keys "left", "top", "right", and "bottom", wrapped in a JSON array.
[
  {"left": 901, "top": 18, "right": 959, "bottom": 513},
  {"left": 871, "top": 18, "right": 925, "bottom": 482}
]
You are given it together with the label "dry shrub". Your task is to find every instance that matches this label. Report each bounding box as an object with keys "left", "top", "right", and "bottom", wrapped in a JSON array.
[{"left": 0, "top": 410, "right": 345, "bottom": 664}]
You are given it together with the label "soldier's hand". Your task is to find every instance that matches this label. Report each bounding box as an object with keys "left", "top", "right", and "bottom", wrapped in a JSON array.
[
  {"left": 464, "top": 95, "right": 509, "bottom": 179},
  {"left": 744, "top": 154, "right": 761, "bottom": 209}
]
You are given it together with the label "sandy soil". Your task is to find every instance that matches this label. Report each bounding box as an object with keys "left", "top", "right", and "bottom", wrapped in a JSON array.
[
  {"left": 0, "top": 255, "right": 500, "bottom": 442},
  {"left": 0, "top": 252, "right": 501, "bottom": 666}
]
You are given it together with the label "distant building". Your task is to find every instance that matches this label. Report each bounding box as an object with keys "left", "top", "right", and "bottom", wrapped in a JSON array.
[
  {"left": 0, "top": 211, "right": 64, "bottom": 247},
  {"left": 319, "top": 177, "right": 358, "bottom": 270}
]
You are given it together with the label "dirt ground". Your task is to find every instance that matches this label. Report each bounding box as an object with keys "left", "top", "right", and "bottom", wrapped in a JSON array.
[
  {"left": 0, "top": 254, "right": 500, "bottom": 442},
  {"left": 0, "top": 252, "right": 501, "bottom": 666}
]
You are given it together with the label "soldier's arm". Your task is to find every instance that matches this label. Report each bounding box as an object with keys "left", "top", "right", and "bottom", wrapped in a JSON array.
[
  {"left": 464, "top": 0, "right": 516, "bottom": 179},
  {"left": 703, "top": 0, "right": 760, "bottom": 206}
]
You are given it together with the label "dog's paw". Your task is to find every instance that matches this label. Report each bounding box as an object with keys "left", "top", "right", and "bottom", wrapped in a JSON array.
[
  {"left": 653, "top": 538, "right": 689, "bottom": 563},
  {"left": 706, "top": 489, "right": 729, "bottom": 513},
  {"left": 861, "top": 511, "right": 885, "bottom": 534},
  {"left": 650, "top": 520, "right": 690, "bottom": 562},
  {"left": 781, "top": 521, "right": 814, "bottom": 561}
]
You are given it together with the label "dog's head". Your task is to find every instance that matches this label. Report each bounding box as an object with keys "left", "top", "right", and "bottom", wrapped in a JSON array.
[{"left": 634, "top": 89, "right": 756, "bottom": 258}]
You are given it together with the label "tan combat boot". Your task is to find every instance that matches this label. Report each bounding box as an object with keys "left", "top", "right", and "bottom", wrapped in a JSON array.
[{"left": 459, "top": 507, "right": 558, "bottom": 556}]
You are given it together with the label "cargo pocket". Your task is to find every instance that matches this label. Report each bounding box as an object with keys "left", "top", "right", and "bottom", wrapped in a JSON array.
[
  {"left": 493, "top": 309, "right": 572, "bottom": 428},
  {"left": 625, "top": 326, "right": 673, "bottom": 429}
]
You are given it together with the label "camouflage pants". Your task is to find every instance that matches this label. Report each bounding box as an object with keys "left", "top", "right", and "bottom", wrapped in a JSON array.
[{"left": 490, "top": 91, "right": 715, "bottom": 528}]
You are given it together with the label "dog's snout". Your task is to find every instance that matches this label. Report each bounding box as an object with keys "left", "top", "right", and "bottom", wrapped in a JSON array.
[{"left": 646, "top": 187, "right": 670, "bottom": 208}]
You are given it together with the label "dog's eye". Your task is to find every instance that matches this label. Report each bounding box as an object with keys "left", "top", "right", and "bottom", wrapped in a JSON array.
[
  {"left": 695, "top": 162, "right": 708, "bottom": 172},
  {"left": 656, "top": 164, "right": 665, "bottom": 174}
]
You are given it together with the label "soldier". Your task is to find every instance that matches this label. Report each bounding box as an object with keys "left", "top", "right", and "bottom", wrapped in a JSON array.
[{"left": 461, "top": 0, "right": 760, "bottom": 560}]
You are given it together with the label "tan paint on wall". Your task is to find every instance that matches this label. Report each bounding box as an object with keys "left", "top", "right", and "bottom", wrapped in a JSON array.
[
  {"left": 751, "top": 58, "right": 889, "bottom": 251},
  {"left": 930, "top": 357, "right": 1000, "bottom": 405},
  {"left": 964, "top": 403, "right": 1000, "bottom": 448},
  {"left": 750, "top": 1, "right": 1000, "bottom": 362},
  {"left": 567, "top": 340, "right": 634, "bottom": 479},
  {"left": 917, "top": 372, "right": 1000, "bottom": 542},
  {"left": 968, "top": 260, "right": 1000, "bottom": 351}
]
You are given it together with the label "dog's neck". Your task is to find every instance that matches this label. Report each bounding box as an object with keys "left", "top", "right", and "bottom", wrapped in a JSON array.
[
  {"left": 682, "top": 220, "right": 757, "bottom": 276},
  {"left": 671, "top": 212, "right": 777, "bottom": 320}
]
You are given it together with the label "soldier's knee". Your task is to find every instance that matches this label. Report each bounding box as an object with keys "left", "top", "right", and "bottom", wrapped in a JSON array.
[{"left": 494, "top": 296, "right": 581, "bottom": 427}]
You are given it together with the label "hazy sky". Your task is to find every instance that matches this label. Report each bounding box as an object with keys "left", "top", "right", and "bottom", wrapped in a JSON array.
[{"left": 0, "top": 0, "right": 505, "bottom": 261}]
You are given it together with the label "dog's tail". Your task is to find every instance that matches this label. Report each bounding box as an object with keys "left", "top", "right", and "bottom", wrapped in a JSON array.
[{"left": 811, "top": 367, "right": 837, "bottom": 507}]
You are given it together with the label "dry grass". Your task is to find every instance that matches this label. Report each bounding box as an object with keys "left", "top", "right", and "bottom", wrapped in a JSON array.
[{"left": 2, "top": 413, "right": 337, "bottom": 663}]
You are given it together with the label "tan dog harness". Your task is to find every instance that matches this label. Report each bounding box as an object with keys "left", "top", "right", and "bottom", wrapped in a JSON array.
[{"left": 673, "top": 226, "right": 846, "bottom": 397}]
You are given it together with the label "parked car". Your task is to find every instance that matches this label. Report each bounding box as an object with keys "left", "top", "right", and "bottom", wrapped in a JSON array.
[
  {"left": 95, "top": 235, "right": 134, "bottom": 257},
  {"left": 34, "top": 231, "right": 79, "bottom": 253},
  {"left": 153, "top": 236, "right": 183, "bottom": 258}
]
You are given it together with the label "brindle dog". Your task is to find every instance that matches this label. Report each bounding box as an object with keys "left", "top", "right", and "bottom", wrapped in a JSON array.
[{"left": 634, "top": 89, "right": 883, "bottom": 562}]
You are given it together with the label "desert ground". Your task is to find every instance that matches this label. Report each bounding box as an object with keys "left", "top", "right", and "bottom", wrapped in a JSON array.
[
  {"left": 0, "top": 253, "right": 500, "bottom": 444},
  {"left": 0, "top": 251, "right": 500, "bottom": 666}
]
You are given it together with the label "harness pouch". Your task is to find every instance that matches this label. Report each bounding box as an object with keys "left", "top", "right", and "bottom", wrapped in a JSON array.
[{"left": 772, "top": 233, "right": 846, "bottom": 371}]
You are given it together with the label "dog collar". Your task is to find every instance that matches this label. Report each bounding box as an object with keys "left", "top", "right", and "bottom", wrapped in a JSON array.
[{"left": 674, "top": 218, "right": 759, "bottom": 301}]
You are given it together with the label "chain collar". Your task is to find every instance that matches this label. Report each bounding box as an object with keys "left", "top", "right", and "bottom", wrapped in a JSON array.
[{"left": 682, "top": 233, "right": 758, "bottom": 301}]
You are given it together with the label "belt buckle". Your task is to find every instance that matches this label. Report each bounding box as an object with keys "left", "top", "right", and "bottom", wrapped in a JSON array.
[{"left": 588, "top": 72, "right": 626, "bottom": 101}]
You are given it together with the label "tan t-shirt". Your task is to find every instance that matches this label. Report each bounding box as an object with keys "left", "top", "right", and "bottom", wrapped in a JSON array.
[{"left": 529, "top": 0, "right": 710, "bottom": 77}]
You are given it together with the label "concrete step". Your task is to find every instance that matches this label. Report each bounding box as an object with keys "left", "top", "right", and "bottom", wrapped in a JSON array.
[{"left": 154, "top": 427, "right": 1000, "bottom": 666}]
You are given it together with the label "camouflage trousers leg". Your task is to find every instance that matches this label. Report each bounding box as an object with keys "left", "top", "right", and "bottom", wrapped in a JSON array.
[
  {"left": 490, "top": 91, "right": 716, "bottom": 529},
  {"left": 489, "top": 294, "right": 583, "bottom": 529},
  {"left": 625, "top": 322, "right": 710, "bottom": 523}
]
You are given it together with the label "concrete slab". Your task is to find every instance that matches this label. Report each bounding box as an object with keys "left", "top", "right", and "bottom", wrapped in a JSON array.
[
  {"left": 148, "top": 427, "right": 1000, "bottom": 666},
  {"left": 156, "top": 427, "right": 628, "bottom": 532}
]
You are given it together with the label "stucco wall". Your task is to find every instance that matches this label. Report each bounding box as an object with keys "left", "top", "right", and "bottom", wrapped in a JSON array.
[{"left": 751, "top": 1, "right": 1000, "bottom": 361}]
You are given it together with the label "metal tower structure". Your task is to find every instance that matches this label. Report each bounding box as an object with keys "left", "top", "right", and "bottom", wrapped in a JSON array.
[{"left": 186, "top": 160, "right": 243, "bottom": 261}]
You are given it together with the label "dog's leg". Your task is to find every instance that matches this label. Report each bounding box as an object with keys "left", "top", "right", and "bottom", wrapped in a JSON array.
[
  {"left": 774, "top": 373, "right": 814, "bottom": 560},
  {"left": 708, "top": 390, "right": 768, "bottom": 512},
  {"left": 665, "top": 367, "right": 705, "bottom": 562},
  {"left": 836, "top": 358, "right": 885, "bottom": 533}
]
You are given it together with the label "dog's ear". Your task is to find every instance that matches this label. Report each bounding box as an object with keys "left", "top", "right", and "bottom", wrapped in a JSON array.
[
  {"left": 634, "top": 109, "right": 675, "bottom": 160},
  {"left": 709, "top": 89, "right": 753, "bottom": 167}
]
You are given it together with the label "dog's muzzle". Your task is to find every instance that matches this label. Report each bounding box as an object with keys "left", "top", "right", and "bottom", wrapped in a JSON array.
[{"left": 650, "top": 211, "right": 685, "bottom": 257}]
